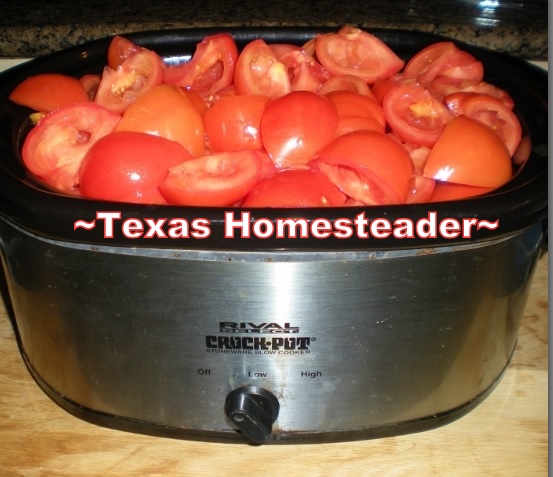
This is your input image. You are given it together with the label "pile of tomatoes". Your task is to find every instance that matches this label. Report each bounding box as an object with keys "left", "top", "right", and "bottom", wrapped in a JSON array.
[{"left": 9, "top": 26, "right": 523, "bottom": 207}]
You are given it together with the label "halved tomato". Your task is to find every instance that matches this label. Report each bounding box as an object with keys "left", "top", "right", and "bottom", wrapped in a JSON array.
[
  {"left": 423, "top": 115, "right": 512, "bottom": 188},
  {"left": 115, "top": 84, "right": 206, "bottom": 157},
  {"left": 234, "top": 39, "right": 291, "bottom": 97},
  {"left": 79, "top": 131, "right": 194, "bottom": 204},
  {"left": 315, "top": 26, "right": 404, "bottom": 84},
  {"left": 310, "top": 130, "right": 414, "bottom": 205},
  {"left": 443, "top": 92, "right": 521, "bottom": 155},
  {"left": 242, "top": 168, "right": 347, "bottom": 207},
  {"left": 160, "top": 151, "right": 261, "bottom": 206},
  {"left": 203, "top": 94, "right": 269, "bottom": 152},
  {"left": 260, "top": 91, "right": 338, "bottom": 168},
  {"left": 95, "top": 48, "right": 164, "bottom": 114},
  {"left": 163, "top": 33, "right": 238, "bottom": 98},
  {"left": 21, "top": 102, "right": 121, "bottom": 192},
  {"left": 382, "top": 83, "right": 453, "bottom": 147},
  {"left": 9, "top": 73, "right": 89, "bottom": 112}
]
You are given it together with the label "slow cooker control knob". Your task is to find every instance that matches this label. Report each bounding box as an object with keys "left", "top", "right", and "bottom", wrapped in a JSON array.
[{"left": 224, "top": 386, "right": 280, "bottom": 444}]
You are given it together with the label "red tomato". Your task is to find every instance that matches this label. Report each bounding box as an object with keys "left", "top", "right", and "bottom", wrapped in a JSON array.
[
  {"left": 163, "top": 33, "right": 238, "bottom": 98},
  {"left": 115, "top": 84, "right": 206, "bottom": 157},
  {"left": 95, "top": 48, "right": 164, "bottom": 114},
  {"left": 310, "top": 130, "right": 414, "bottom": 205},
  {"left": 107, "top": 35, "right": 142, "bottom": 69},
  {"left": 403, "top": 42, "right": 483, "bottom": 86},
  {"left": 21, "top": 102, "right": 121, "bottom": 192},
  {"left": 242, "top": 169, "right": 347, "bottom": 207},
  {"left": 429, "top": 182, "right": 494, "bottom": 202},
  {"left": 443, "top": 92, "right": 521, "bottom": 155},
  {"left": 423, "top": 115, "right": 512, "bottom": 188},
  {"left": 234, "top": 39, "right": 292, "bottom": 97},
  {"left": 269, "top": 43, "right": 331, "bottom": 92},
  {"left": 9, "top": 73, "right": 89, "bottom": 112},
  {"left": 326, "top": 90, "right": 386, "bottom": 136},
  {"left": 160, "top": 151, "right": 261, "bottom": 206},
  {"left": 79, "top": 131, "right": 193, "bottom": 204},
  {"left": 260, "top": 91, "right": 338, "bottom": 168},
  {"left": 203, "top": 94, "right": 269, "bottom": 152},
  {"left": 315, "top": 26, "right": 404, "bottom": 84},
  {"left": 382, "top": 83, "right": 453, "bottom": 147}
]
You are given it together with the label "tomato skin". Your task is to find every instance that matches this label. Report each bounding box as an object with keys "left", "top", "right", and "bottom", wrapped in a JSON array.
[
  {"left": 315, "top": 26, "right": 404, "bottom": 84},
  {"left": 160, "top": 151, "right": 261, "bottom": 206},
  {"left": 115, "top": 84, "right": 206, "bottom": 157},
  {"left": 260, "top": 91, "right": 338, "bottom": 168},
  {"left": 234, "top": 39, "right": 292, "bottom": 97},
  {"left": 107, "top": 35, "right": 142, "bottom": 69},
  {"left": 242, "top": 169, "right": 347, "bottom": 207},
  {"left": 203, "top": 94, "right": 269, "bottom": 152},
  {"left": 429, "top": 182, "right": 494, "bottom": 202},
  {"left": 443, "top": 92, "right": 521, "bottom": 155},
  {"left": 423, "top": 115, "right": 512, "bottom": 188},
  {"left": 80, "top": 131, "right": 193, "bottom": 204},
  {"left": 9, "top": 73, "right": 89, "bottom": 112},
  {"left": 162, "top": 33, "right": 238, "bottom": 98},
  {"left": 382, "top": 83, "right": 453, "bottom": 147},
  {"left": 95, "top": 48, "right": 164, "bottom": 114},
  {"left": 311, "top": 130, "right": 414, "bottom": 205},
  {"left": 22, "top": 102, "right": 121, "bottom": 193}
]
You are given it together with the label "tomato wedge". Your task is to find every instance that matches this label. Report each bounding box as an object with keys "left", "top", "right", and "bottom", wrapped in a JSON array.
[
  {"left": 95, "top": 48, "right": 164, "bottom": 114},
  {"left": 382, "top": 83, "right": 453, "bottom": 147},
  {"left": 429, "top": 182, "right": 494, "bottom": 202},
  {"left": 107, "top": 35, "right": 142, "bottom": 69},
  {"left": 234, "top": 39, "right": 291, "bottom": 97},
  {"left": 443, "top": 92, "right": 521, "bottom": 155},
  {"left": 203, "top": 94, "right": 269, "bottom": 152},
  {"left": 423, "top": 115, "right": 512, "bottom": 188},
  {"left": 315, "top": 26, "right": 404, "bottom": 84},
  {"left": 242, "top": 169, "right": 347, "bottom": 207},
  {"left": 115, "top": 84, "right": 206, "bottom": 157},
  {"left": 80, "top": 131, "right": 194, "bottom": 204},
  {"left": 311, "top": 130, "right": 414, "bottom": 205},
  {"left": 260, "top": 91, "right": 338, "bottom": 168},
  {"left": 21, "top": 102, "right": 121, "bottom": 192},
  {"left": 160, "top": 151, "right": 261, "bottom": 206},
  {"left": 163, "top": 33, "right": 238, "bottom": 98},
  {"left": 9, "top": 73, "right": 89, "bottom": 113},
  {"left": 403, "top": 41, "right": 483, "bottom": 86}
]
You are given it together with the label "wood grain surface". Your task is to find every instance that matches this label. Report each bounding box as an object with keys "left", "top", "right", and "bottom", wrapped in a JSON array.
[{"left": 0, "top": 252, "right": 547, "bottom": 477}]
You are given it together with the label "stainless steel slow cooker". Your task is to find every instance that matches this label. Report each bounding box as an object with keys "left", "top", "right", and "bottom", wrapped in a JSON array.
[{"left": 0, "top": 28, "right": 547, "bottom": 444}]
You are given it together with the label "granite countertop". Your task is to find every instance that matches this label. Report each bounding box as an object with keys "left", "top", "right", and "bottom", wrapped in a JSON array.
[{"left": 0, "top": 0, "right": 548, "bottom": 60}]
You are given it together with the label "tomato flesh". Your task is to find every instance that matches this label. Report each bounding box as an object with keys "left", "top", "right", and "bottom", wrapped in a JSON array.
[
  {"left": 22, "top": 102, "right": 121, "bottom": 192},
  {"left": 160, "top": 151, "right": 261, "bottom": 206}
]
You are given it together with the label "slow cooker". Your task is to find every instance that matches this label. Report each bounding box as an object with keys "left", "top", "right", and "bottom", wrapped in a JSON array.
[{"left": 0, "top": 28, "right": 547, "bottom": 444}]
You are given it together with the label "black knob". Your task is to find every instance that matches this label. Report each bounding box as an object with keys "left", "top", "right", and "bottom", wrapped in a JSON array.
[{"left": 224, "top": 386, "right": 280, "bottom": 444}]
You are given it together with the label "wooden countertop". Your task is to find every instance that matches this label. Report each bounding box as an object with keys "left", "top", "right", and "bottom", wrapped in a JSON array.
[{"left": 0, "top": 251, "right": 547, "bottom": 476}]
